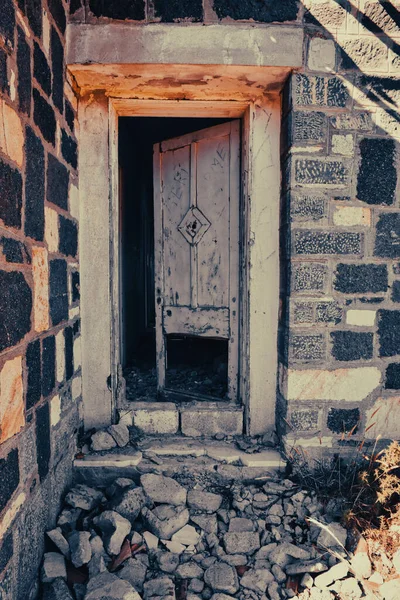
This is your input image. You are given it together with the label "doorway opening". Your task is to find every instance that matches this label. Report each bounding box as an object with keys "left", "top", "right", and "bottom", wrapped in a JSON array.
[{"left": 119, "top": 117, "right": 236, "bottom": 404}]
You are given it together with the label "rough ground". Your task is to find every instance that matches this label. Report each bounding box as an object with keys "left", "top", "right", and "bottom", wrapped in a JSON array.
[{"left": 39, "top": 425, "right": 400, "bottom": 600}]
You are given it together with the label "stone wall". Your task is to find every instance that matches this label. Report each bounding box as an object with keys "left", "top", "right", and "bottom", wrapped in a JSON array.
[
  {"left": 278, "top": 0, "right": 400, "bottom": 453},
  {"left": 0, "top": 0, "right": 81, "bottom": 598}
]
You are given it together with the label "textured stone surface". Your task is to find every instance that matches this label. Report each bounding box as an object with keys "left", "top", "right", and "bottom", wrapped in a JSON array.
[
  {"left": 316, "top": 301, "right": 342, "bottom": 324},
  {"left": 308, "top": 38, "right": 335, "bottom": 72},
  {"left": 204, "top": 562, "right": 239, "bottom": 594},
  {"left": 141, "top": 474, "right": 187, "bottom": 506},
  {"left": 289, "top": 409, "right": 319, "bottom": 431},
  {"left": 41, "top": 553, "right": 67, "bottom": 583},
  {"left": 378, "top": 310, "right": 400, "bottom": 357},
  {"left": 375, "top": 213, "right": 400, "bottom": 258},
  {"left": 294, "top": 231, "right": 362, "bottom": 255},
  {"left": 295, "top": 158, "right": 349, "bottom": 186},
  {"left": 290, "top": 334, "right": 325, "bottom": 361},
  {"left": 284, "top": 367, "right": 381, "bottom": 401},
  {"left": 385, "top": 363, "right": 400, "bottom": 389},
  {"left": 357, "top": 138, "right": 396, "bottom": 205},
  {"left": 0, "top": 448, "right": 19, "bottom": 512},
  {"left": 187, "top": 490, "right": 222, "bottom": 512},
  {"left": 213, "top": 0, "right": 298, "bottom": 22},
  {"left": 0, "top": 356, "right": 24, "bottom": 443},
  {"left": 290, "top": 194, "right": 326, "bottom": 221},
  {"left": 93, "top": 511, "right": 131, "bottom": 556},
  {"left": 292, "top": 111, "right": 327, "bottom": 142},
  {"left": 291, "top": 263, "right": 327, "bottom": 292},
  {"left": 89, "top": 0, "right": 145, "bottom": 20},
  {"left": 327, "top": 408, "right": 360, "bottom": 434},
  {"left": 25, "top": 126, "right": 45, "bottom": 241},
  {"left": 181, "top": 409, "right": 243, "bottom": 437},
  {"left": 331, "top": 331, "right": 373, "bottom": 361},
  {"left": 334, "top": 263, "right": 388, "bottom": 293}
]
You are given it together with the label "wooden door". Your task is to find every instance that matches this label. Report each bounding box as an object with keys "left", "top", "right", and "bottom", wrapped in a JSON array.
[{"left": 153, "top": 121, "right": 240, "bottom": 401}]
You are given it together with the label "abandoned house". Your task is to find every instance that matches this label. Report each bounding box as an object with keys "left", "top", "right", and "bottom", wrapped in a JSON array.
[{"left": 1, "top": 0, "right": 400, "bottom": 597}]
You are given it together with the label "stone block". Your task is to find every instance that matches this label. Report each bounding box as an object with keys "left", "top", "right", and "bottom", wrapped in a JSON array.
[
  {"left": 332, "top": 206, "right": 371, "bottom": 227},
  {"left": 295, "top": 158, "right": 349, "bottom": 186},
  {"left": 283, "top": 366, "right": 381, "bottom": 401},
  {"left": 33, "top": 88, "right": 56, "bottom": 146},
  {"left": 129, "top": 403, "right": 179, "bottom": 434},
  {"left": 72, "top": 375, "right": 82, "bottom": 400},
  {"left": 155, "top": 0, "right": 202, "bottom": 21},
  {"left": 0, "top": 356, "right": 24, "bottom": 443},
  {"left": 213, "top": 0, "right": 298, "bottom": 22},
  {"left": 375, "top": 213, "right": 400, "bottom": 258},
  {"left": 0, "top": 531, "right": 13, "bottom": 574},
  {"left": 304, "top": 1, "right": 346, "bottom": 29},
  {"left": 0, "top": 48, "right": 7, "bottom": 95},
  {"left": 50, "top": 259, "right": 68, "bottom": 326},
  {"left": 0, "top": 237, "right": 30, "bottom": 264},
  {"left": 378, "top": 310, "right": 400, "bottom": 357},
  {"left": 71, "top": 271, "right": 80, "bottom": 302},
  {"left": 17, "top": 27, "right": 32, "bottom": 115},
  {"left": 26, "top": 340, "right": 41, "bottom": 410},
  {"left": 61, "top": 130, "right": 77, "bottom": 169},
  {"left": 290, "top": 194, "right": 326, "bottom": 221},
  {"left": 74, "top": 336, "right": 82, "bottom": 371},
  {"left": 331, "top": 134, "right": 353, "bottom": 156},
  {"left": 25, "top": 125, "right": 45, "bottom": 241},
  {"left": 0, "top": 448, "right": 19, "bottom": 512},
  {"left": 294, "top": 231, "right": 362, "bottom": 255},
  {"left": 341, "top": 37, "right": 388, "bottom": 71},
  {"left": 334, "top": 263, "right": 387, "bottom": 294},
  {"left": 365, "top": 397, "right": 400, "bottom": 439},
  {"left": 331, "top": 331, "right": 373, "bottom": 361},
  {"left": 48, "top": 0, "right": 66, "bottom": 33},
  {"left": 316, "top": 301, "right": 342, "bottom": 324},
  {"left": 59, "top": 216, "right": 78, "bottom": 258},
  {"left": 327, "top": 407, "right": 360, "bottom": 434},
  {"left": 0, "top": 99, "right": 24, "bottom": 167},
  {"left": 290, "top": 334, "right": 325, "bottom": 361},
  {"left": 36, "top": 402, "right": 51, "bottom": 481},
  {"left": 45, "top": 206, "right": 59, "bottom": 253},
  {"left": 32, "top": 246, "right": 50, "bottom": 332},
  {"left": 89, "top": 0, "right": 145, "bottom": 19},
  {"left": 292, "top": 111, "right": 327, "bottom": 143},
  {"left": 33, "top": 41, "right": 51, "bottom": 96},
  {"left": 357, "top": 138, "right": 396, "bottom": 206},
  {"left": 346, "top": 310, "right": 376, "bottom": 327},
  {"left": 293, "top": 74, "right": 349, "bottom": 108},
  {"left": 330, "top": 112, "right": 373, "bottom": 131},
  {"left": 291, "top": 262, "right": 327, "bottom": 292},
  {"left": 308, "top": 38, "right": 336, "bottom": 72},
  {"left": 0, "top": 158, "right": 22, "bottom": 229},
  {"left": 385, "top": 363, "right": 400, "bottom": 389},
  {"left": 293, "top": 301, "right": 314, "bottom": 324},
  {"left": 19, "top": 423, "right": 38, "bottom": 480},
  {"left": 181, "top": 408, "right": 243, "bottom": 437},
  {"left": 288, "top": 409, "right": 320, "bottom": 431},
  {"left": 47, "top": 154, "right": 69, "bottom": 211},
  {"left": 51, "top": 27, "right": 64, "bottom": 113},
  {"left": 0, "top": 271, "right": 32, "bottom": 352},
  {"left": 392, "top": 281, "right": 400, "bottom": 302},
  {"left": 42, "top": 335, "right": 56, "bottom": 397},
  {"left": 69, "top": 183, "right": 79, "bottom": 220},
  {"left": 50, "top": 395, "right": 61, "bottom": 427}
]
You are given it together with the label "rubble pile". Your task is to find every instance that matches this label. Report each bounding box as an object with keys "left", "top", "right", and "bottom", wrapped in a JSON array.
[{"left": 40, "top": 469, "right": 400, "bottom": 600}]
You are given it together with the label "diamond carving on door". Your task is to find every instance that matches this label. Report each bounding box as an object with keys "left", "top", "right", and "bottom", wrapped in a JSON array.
[{"left": 153, "top": 121, "right": 240, "bottom": 401}]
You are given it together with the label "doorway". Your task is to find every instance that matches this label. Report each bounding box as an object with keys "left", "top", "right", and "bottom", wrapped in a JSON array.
[{"left": 119, "top": 117, "right": 240, "bottom": 405}]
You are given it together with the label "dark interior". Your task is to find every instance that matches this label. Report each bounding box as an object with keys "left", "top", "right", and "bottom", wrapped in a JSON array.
[{"left": 119, "top": 117, "right": 231, "bottom": 402}]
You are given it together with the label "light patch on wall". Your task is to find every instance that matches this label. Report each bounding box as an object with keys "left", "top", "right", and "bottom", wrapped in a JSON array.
[
  {"left": 56, "top": 330, "right": 65, "bottom": 383},
  {"left": 365, "top": 397, "right": 400, "bottom": 439},
  {"left": 45, "top": 206, "right": 59, "bottom": 253},
  {"left": 332, "top": 206, "right": 371, "bottom": 227},
  {"left": 50, "top": 395, "right": 61, "bottom": 426},
  {"left": 32, "top": 246, "right": 50, "bottom": 332},
  {"left": 0, "top": 356, "right": 25, "bottom": 443},
  {"left": 0, "top": 99, "right": 24, "bottom": 167},
  {"left": 346, "top": 310, "right": 376, "bottom": 327}
]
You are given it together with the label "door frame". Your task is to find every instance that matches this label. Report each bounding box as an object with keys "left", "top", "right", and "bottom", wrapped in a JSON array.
[{"left": 78, "top": 95, "right": 280, "bottom": 435}]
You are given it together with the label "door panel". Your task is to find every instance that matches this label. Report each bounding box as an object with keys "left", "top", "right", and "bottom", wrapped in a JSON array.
[{"left": 154, "top": 120, "right": 240, "bottom": 400}]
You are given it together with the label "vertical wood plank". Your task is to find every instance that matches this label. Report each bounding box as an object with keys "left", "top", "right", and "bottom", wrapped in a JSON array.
[
  {"left": 153, "top": 144, "right": 166, "bottom": 390},
  {"left": 190, "top": 142, "right": 198, "bottom": 308}
]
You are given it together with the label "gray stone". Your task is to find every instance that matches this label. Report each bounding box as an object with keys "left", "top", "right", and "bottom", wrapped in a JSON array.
[
  {"left": 69, "top": 531, "right": 92, "bottom": 567},
  {"left": 91, "top": 430, "right": 118, "bottom": 451},
  {"left": 108, "top": 423, "right": 130, "bottom": 448},
  {"left": 285, "top": 559, "right": 328, "bottom": 575},
  {"left": 142, "top": 505, "right": 189, "bottom": 540},
  {"left": 176, "top": 562, "right": 204, "bottom": 579},
  {"left": 140, "top": 473, "right": 187, "bottom": 506},
  {"left": 74, "top": 583, "right": 87, "bottom": 600},
  {"left": 58, "top": 508, "right": 82, "bottom": 530},
  {"left": 110, "top": 486, "right": 147, "bottom": 523},
  {"left": 65, "top": 485, "right": 105, "bottom": 511},
  {"left": 269, "top": 543, "right": 311, "bottom": 568},
  {"left": 93, "top": 510, "right": 131, "bottom": 556},
  {"left": 42, "top": 578, "right": 74, "bottom": 600},
  {"left": 317, "top": 523, "right": 347, "bottom": 550},
  {"left": 191, "top": 514, "right": 218, "bottom": 534},
  {"left": 240, "top": 569, "right": 274, "bottom": 593},
  {"left": 293, "top": 111, "right": 327, "bottom": 143},
  {"left": 204, "top": 562, "right": 239, "bottom": 594},
  {"left": 292, "top": 262, "right": 327, "bottom": 292},
  {"left": 85, "top": 572, "right": 141, "bottom": 600},
  {"left": 107, "top": 478, "right": 135, "bottom": 498},
  {"left": 143, "top": 576, "right": 175, "bottom": 599},
  {"left": 289, "top": 409, "right": 319, "bottom": 432},
  {"left": 118, "top": 558, "right": 147, "bottom": 592},
  {"left": 157, "top": 551, "right": 180, "bottom": 573},
  {"left": 223, "top": 532, "right": 260, "bottom": 555},
  {"left": 171, "top": 524, "right": 200, "bottom": 546},
  {"left": 221, "top": 555, "right": 247, "bottom": 567},
  {"left": 290, "top": 334, "right": 325, "bottom": 361},
  {"left": 228, "top": 518, "right": 254, "bottom": 533},
  {"left": 47, "top": 528, "right": 71, "bottom": 559},
  {"left": 189, "top": 579, "right": 204, "bottom": 593},
  {"left": 187, "top": 490, "right": 222, "bottom": 512},
  {"left": 271, "top": 564, "right": 286, "bottom": 583},
  {"left": 294, "top": 230, "right": 362, "bottom": 256},
  {"left": 41, "top": 553, "right": 67, "bottom": 583}
]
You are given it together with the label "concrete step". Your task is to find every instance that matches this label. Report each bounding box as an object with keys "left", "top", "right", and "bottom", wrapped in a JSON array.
[
  {"left": 74, "top": 438, "right": 285, "bottom": 487},
  {"left": 118, "top": 402, "right": 244, "bottom": 437}
]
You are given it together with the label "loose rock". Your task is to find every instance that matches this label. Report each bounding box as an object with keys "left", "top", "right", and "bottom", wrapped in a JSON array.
[
  {"left": 204, "top": 562, "right": 239, "bottom": 595},
  {"left": 141, "top": 474, "right": 187, "bottom": 506},
  {"left": 93, "top": 510, "right": 131, "bottom": 556},
  {"left": 91, "top": 430, "right": 117, "bottom": 451},
  {"left": 108, "top": 423, "right": 130, "bottom": 447},
  {"left": 69, "top": 531, "right": 92, "bottom": 567},
  {"left": 187, "top": 490, "right": 223, "bottom": 512},
  {"left": 85, "top": 572, "right": 141, "bottom": 600},
  {"left": 65, "top": 485, "right": 105, "bottom": 511},
  {"left": 41, "top": 553, "right": 67, "bottom": 583}
]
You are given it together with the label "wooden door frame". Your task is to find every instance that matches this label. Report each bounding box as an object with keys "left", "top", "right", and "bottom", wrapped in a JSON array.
[{"left": 78, "top": 94, "right": 280, "bottom": 435}]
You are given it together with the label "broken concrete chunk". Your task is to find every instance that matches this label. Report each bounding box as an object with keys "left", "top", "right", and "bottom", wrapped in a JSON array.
[
  {"left": 91, "top": 430, "right": 118, "bottom": 451},
  {"left": 285, "top": 559, "right": 328, "bottom": 575},
  {"left": 187, "top": 490, "right": 223, "bottom": 512},
  {"left": 156, "top": 551, "right": 180, "bottom": 573},
  {"left": 143, "top": 576, "right": 175, "bottom": 599},
  {"left": 93, "top": 510, "right": 131, "bottom": 556},
  {"left": 65, "top": 484, "right": 105, "bottom": 511},
  {"left": 142, "top": 505, "right": 189, "bottom": 540},
  {"left": 41, "top": 553, "right": 67, "bottom": 583},
  {"left": 317, "top": 522, "right": 347, "bottom": 550},
  {"left": 57, "top": 508, "right": 82, "bottom": 531},
  {"left": 140, "top": 473, "right": 187, "bottom": 506},
  {"left": 107, "top": 478, "right": 135, "bottom": 499},
  {"left": 223, "top": 532, "right": 260, "bottom": 555},
  {"left": 108, "top": 423, "right": 130, "bottom": 447},
  {"left": 42, "top": 578, "right": 74, "bottom": 600},
  {"left": 69, "top": 531, "right": 92, "bottom": 567},
  {"left": 240, "top": 568, "right": 274, "bottom": 593},
  {"left": 46, "top": 528, "right": 71, "bottom": 559},
  {"left": 171, "top": 524, "right": 200, "bottom": 546},
  {"left": 85, "top": 572, "right": 141, "bottom": 600},
  {"left": 228, "top": 518, "right": 254, "bottom": 533},
  {"left": 204, "top": 562, "right": 239, "bottom": 595},
  {"left": 143, "top": 530, "right": 159, "bottom": 551},
  {"left": 118, "top": 557, "right": 147, "bottom": 592},
  {"left": 269, "top": 542, "right": 311, "bottom": 568},
  {"left": 175, "top": 562, "right": 204, "bottom": 579},
  {"left": 110, "top": 486, "right": 147, "bottom": 523},
  {"left": 191, "top": 514, "right": 218, "bottom": 535}
]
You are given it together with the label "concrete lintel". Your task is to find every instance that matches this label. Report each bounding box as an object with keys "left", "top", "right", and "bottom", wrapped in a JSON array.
[{"left": 67, "top": 22, "right": 303, "bottom": 68}]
